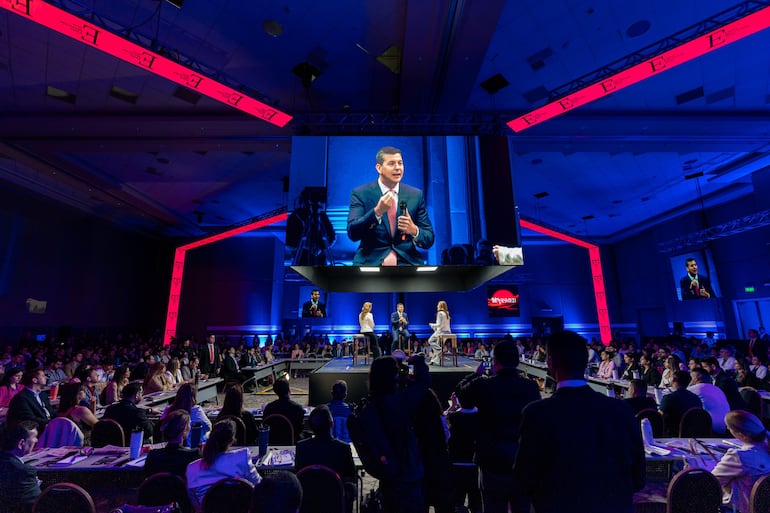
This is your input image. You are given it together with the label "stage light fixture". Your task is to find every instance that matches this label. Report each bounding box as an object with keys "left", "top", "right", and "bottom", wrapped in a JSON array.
[
  {"left": 2, "top": 0, "right": 291, "bottom": 128},
  {"left": 509, "top": 5, "right": 770, "bottom": 132}
]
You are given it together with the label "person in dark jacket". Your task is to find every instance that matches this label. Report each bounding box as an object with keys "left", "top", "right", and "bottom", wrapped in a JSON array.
[
  {"left": 145, "top": 410, "right": 200, "bottom": 477},
  {"left": 102, "top": 382, "right": 155, "bottom": 443},
  {"left": 0, "top": 421, "right": 41, "bottom": 513}
]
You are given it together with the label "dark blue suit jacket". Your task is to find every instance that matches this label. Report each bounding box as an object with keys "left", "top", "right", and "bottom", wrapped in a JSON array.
[
  {"left": 679, "top": 273, "right": 714, "bottom": 299},
  {"left": 347, "top": 181, "right": 434, "bottom": 265}
]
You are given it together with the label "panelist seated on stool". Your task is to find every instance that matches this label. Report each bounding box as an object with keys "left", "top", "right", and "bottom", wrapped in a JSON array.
[{"left": 391, "top": 303, "right": 411, "bottom": 354}]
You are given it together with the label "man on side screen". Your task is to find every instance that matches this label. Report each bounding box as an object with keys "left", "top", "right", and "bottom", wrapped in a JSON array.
[{"left": 514, "top": 331, "right": 645, "bottom": 513}]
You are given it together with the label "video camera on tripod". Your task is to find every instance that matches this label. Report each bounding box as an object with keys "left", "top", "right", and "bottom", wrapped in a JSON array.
[{"left": 286, "top": 186, "right": 336, "bottom": 266}]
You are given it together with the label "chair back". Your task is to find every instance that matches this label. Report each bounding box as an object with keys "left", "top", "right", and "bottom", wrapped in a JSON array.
[
  {"left": 332, "top": 416, "right": 351, "bottom": 443},
  {"left": 678, "top": 407, "right": 712, "bottom": 438},
  {"left": 636, "top": 408, "right": 664, "bottom": 438},
  {"left": 201, "top": 477, "right": 254, "bottom": 513},
  {"left": 32, "top": 483, "right": 96, "bottom": 513},
  {"left": 91, "top": 418, "right": 126, "bottom": 447},
  {"left": 216, "top": 415, "right": 247, "bottom": 446},
  {"left": 38, "top": 417, "right": 84, "bottom": 448},
  {"left": 750, "top": 473, "right": 770, "bottom": 513},
  {"left": 296, "top": 464, "right": 345, "bottom": 513},
  {"left": 263, "top": 413, "right": 295, "bottom": 445},
  {"left": 666, "top": 468, "right": 721, "bottom": 513},
  {"left": 740, "top": 387, "right": 764, "bottom": 419},
  {"left": 137, "top": 472, "right": 192, "bottom": 513}
]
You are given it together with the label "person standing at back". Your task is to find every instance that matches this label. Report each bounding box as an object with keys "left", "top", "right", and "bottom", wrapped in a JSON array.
[
  {"left": 467, "top": 339, "right": 541, "bottom": 513},
  {"left": 514, "top": 331, "right": 645, "bottom": 513}
]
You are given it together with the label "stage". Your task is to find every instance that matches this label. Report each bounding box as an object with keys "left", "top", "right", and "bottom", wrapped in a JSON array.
[{"left": 307, "top": 355, "right": 479, "bottom": 406}]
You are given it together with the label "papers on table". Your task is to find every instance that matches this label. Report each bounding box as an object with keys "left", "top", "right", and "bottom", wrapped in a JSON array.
[
  {"left": 49, "top": 454, "right": 88, "bottom": 467},
  {"left": 258, "top": 448, "right": 294, "bottom": 467}
]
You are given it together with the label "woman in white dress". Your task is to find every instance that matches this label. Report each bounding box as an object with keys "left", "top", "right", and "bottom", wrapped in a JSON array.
[
  {"left": 359, "top": 301, "right": 381, "bottom": 358},
  {"left": 428, "top": 301, "right": 451, "bottom": 365}
]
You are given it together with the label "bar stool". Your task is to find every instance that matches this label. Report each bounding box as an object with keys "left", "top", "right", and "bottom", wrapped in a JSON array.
[
  {"left": 396, "top": 333, "right": 410, "bottom": 355},
  {"left": 439, "top": 334, "right": 458, "bottom": 367},
  {"left": 352, "top": 334, "right": 370, "bottom": 366}
]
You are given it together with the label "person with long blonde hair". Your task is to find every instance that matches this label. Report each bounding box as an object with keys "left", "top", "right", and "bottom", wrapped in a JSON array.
[
  {"left": 428, "top": 301, "right": 451, "bottom": 365},
  {"left": 358, "top": 301, "right": 381, "bottom": 358}
]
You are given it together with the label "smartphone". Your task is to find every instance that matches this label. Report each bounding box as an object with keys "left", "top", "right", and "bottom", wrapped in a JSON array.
[{"left": 408, "top": 364, "right": 414, "bottom": 375}]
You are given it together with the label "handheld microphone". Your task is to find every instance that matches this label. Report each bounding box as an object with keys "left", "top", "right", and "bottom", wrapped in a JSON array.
[{"left": 399, "top": 201, "right": 407, "bottom": 240}]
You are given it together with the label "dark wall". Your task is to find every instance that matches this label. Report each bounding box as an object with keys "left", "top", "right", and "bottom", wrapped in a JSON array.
[{"left": 0, "top": 181, "right": 172, "bottom": 341}]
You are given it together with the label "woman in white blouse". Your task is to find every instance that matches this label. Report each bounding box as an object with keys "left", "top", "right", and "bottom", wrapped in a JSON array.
[
  {"left": 359, "top": 301, "right": 381, "bottom": 358},
  {"left": 428, "top": 301, "right": 451, "bottom": 365}
]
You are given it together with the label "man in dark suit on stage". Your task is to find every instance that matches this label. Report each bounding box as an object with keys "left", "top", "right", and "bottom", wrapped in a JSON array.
[
  {"left": 198, "top": 334, "right": 220, "bottom": 378},
  {"left": 514, "top": 331, "right": 645, "bottom": 513},
  {"left": 301, "top": 289, "right": 326, "bottom": 318},
  {"left": 390, "top": 302, "right": 410, "bottom": 353},
  {"left": 347, "top": 146, "right": 434, "bottom": 266},
  {"left": 7, "top": 368, "right": 54, "bottom": 433},
  {"left": 0, "top": 421, "right": 41, "bottom": 512},
  {"left": 295, "top": 405, "right": 356, "bottom": 513},
  {"left": 679, "top": 257, "right": 714, "bottom": 299}
]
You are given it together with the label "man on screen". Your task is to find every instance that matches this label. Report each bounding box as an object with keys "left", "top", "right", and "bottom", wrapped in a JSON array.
[
  {"left": 679, "top": 257, "right": 714, "bottom": 299},
  {"left": 347, "top": 146, "right": 434, "bottom": 266},
  {"left": 301, "top": 289, "right": 326, "bottom": 318}
]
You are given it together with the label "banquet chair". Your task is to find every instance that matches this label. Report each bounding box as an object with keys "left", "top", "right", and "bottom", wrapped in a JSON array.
[
  {"left": 216, "top": 415, "right": 247, "bottom": 446},
  {"left": 202, "top": 477, "right": 254, "bottom": 513},
  {"left": 91, "top": 418, "right": 126, "bottom": 447},
  {"left": 678, "top": 407, "right": 712, "bottom": 438},
  {"left": 352, "top": 334, "right": 370, "bottom": 367},
  {"left": 32, "top": 482, "right": 96, "bottom": 513},
  {"left": 666, "top": 468, "right": 721, "bottom": 513},
  {"left": 750, "top": 473, "right": 770, "bottom": 513},
  {"left": 263, "top": 413, "right": 295, "bottom": 445},
  {"left": 137, "top": 472, "right": 192, "bottom": 513},
  {"left": 439, "top": 334, "right": 458, "bottom": 367},
  {"left": 296, "top": 464, "right": 345, "bottom": 513},
  {"left": 38, "top": 417, "right": 84, "bottom": 448},
  {"left": 636, "top": 408, "right": 664, "bottom": 438}
]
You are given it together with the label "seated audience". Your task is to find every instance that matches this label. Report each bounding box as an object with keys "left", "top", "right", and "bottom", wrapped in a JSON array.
[
  {"left": 749, "top": 355, "right": 768, "bottom": 383},
  {"left": 166, "top": 357, "right": 184, "bottom": 386},
  {"left": 7, "top": 368, "right": 54, "bottom": 433},
  {"left": 702, "top": 356, "right": 747, "bottom": 411},
  {"left": 181, "top": 356, "right": 201, "bottom": 382},
  {"left": 0, "top": 368, "right": 24, "bottom": 408},
  {"left": 162, "top": 383, "right": 212, "bottom": 447},
  {"left": 263, "top": 378, "right": 306, "bottom": 439},
  {"left": 222, "top": 347, "right": 253, "bottom": 390},
  {"left": 688, "top": 368, "right": 731, "bottom": 435},
  {"left": 658, "top": 355, "right": 681, "bottom": 388},
  {"left": 658, "top": 370, "right": 702, "bottom": 436},
  {"left": 0, "top": 421, "right": 41, "bottom": 512},
  {"left": 43, "top": 359, "right": 67, "bottom": 384},
  {"left": 249, "top": 470, "right": 302, "bottom": 513},
  {"left": 145, "top": 410, "right": 201, "bottom": 477},
  {"left": 711, "top": 410, "right": 770, "bottom": 513},
  {"left": 217, "top": 384, "right": 258, "bottom": 445},
  {"left": 734, "top": 358, "right": 762, "bottom": 389},
  {"left": 718, "top": 346, "right": 737, "bottom": 372},
  {"left": 102, "top": 382, "right": 155, "bottom": 443},
  {"left": 639, "top": 354, "right": 662, "bottom": 388},
  {"left": 597, "top": 350, "right": 616, "bottom": 379},
  {"left": 101, "top": 365, "right": 131, "bottom": 406},
  {"left": 624, "top": 379, "right": 657, "bottom": 415},
  {"left": 620, "top": 352, "right": 640, "bottom": 381},
  {"left": 186, "top": 419, "right": 261, "bottom": 511},
  {"left": 56, "top": 383, "right": 98, "bottom": 444},
  {"left": 326, "top": 380, "right": 352, "bottom": 442},
  {"left": 144, "top": 361, "right": 174, "bottom": 394},
  {"left": 294, "top": 405, "right": 356, "bottom": 513}
]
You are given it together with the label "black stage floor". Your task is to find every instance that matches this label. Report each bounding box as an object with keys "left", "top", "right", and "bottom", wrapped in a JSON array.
[{"left": 308, "top": 355, "right": 478, "bottom": 406}]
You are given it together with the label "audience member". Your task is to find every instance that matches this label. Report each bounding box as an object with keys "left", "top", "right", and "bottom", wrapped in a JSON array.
[
  {"left": 514, "top": 331, "right": 645, "bottom": 513},
  {"left": 222, "top": 346, "right": 253, "bottom": 390},
  {"left": 746, "top": 329, "right": 767, "bottom": 361},
  {"left": 294, "top": 405, "right": 356, "bottom": 513},
  {"left": 249, "top": 470, "right": 302, "bottom": 513},
  {"left": 688, "top": 368, "right": 731, "bottom": 435},
  {"left": 43, "top": 359, "right": 66, "bottom": 384},
  {"left": 7, "top": 368, "right": 54, "bottom": 433},
  {"left": 597, "top": 350, "right": 616, "bottom": 379},
  {"left": 624, "top": 379, "right": 657, "bottom": 415},
  {"left": 414, "top": 388, "right": 452, "bottom": 513},
  {"left": 0, "top": 421, "right": 41, "bottom": 512},
  {"left": 56, "top": 383, "right": 98, "bottom": 444},
  {"left": 658, "top": 370, "right": 701, "bottom": 437},
  {"left": 620, "top": 352, "right": 640, "bottom": 381},
  {"left": 217, "top": 384, "right": 258, "bottom": 445},
  {"left": 144, "top": 361, "right": 174, "bottom": 394},
  {"left": 717, "top": 346, "right": 737, "bottom": 372},
  {"left": 263, "top": 379, "right": 305, "bottom": 439},
  {"left": 639, "top": 354, "right": 661, "bottom": 388},
  {"left": 701, "top": 356, "right": 747, "bottom": 411},
  {"left": 163, "top": 383, "right": 212, "bottom": 447},
  {"left": 145, "top": 410, "right": 200, "bottom": 477},
  {"left": 101, "top": 365, "right": 130, "bottom": 406},
  {"left": 0, "top": 368, "right": 24, "bottom": 408},
  {"left": 102, "top": 382, "right": 155, "bottom": 443},
  {"left": 186, "top": 419, "right": 260, "bottom": 511},
  {"left": 658, "top": 355, "right": 681, "bottom": 388},
  {"left": 711, "top": 410, "right": 770, "bottom": 513},
  {"left": 327, "top": 380, "right": 352, "bottom": 442},
  {"left": 749, "top": 355, "right": 768, "bottom": 382},
  {"left": 468, "top": 339, "right": 541, "bottom": 513},
  {"left": 444, "top": 375, "right": 481, "bottom": 513}
]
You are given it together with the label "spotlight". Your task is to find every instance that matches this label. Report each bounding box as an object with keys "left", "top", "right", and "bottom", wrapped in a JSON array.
[{"left": 292, "top": 62, "right": 321, "bottom": 89}]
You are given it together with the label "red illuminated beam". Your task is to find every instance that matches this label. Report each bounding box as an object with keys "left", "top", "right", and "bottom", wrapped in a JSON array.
[
  {"left": 2, "top": 0, "right": 292, "bottom": 128},
  {"left": 162, "top": 212, "right": 288, "bottom": 346},
  {"left": 520, "top": 219, "right": 611, "bottom": 344},
  {"left": 509, "top": 6, "right": 770, "bottom": 132}
]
